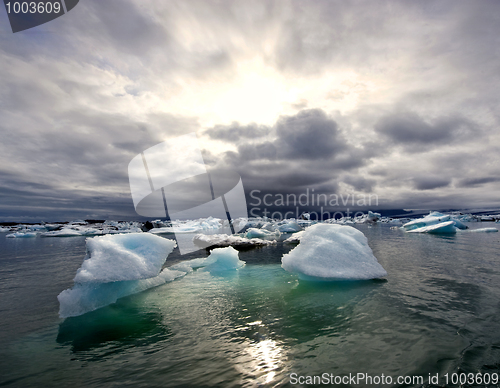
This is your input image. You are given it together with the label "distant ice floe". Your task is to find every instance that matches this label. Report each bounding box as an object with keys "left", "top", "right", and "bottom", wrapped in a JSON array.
[
  {"left": 6, "top": 232, "right": 37, "bottom": 238},
  {"left": 366, "top": 211, "right": 381, "bottom": 222},
  {"left": 403, "top": 212, "right": 467, "bottom": 232},
  {"left": 325, "top": 210, "right": 399, "bottom": 225},
  {"left": 464, "top": 228, "right": 498, "bottom": 233},
  {"left": 281, "top": 224, "right": 387, "bottom": 281},
  {"left": 401, "top": 211, "right": 468, "bottom": 234},
  {"left": 245, "top": 228, "right": 280, "bottom": 239},
  {"left": 150, "top": 217, "right": 223, "bottom": 234},
  {"left": 42, "top": 228, "right": 84, "bottom": 237},
  {"left": 406, "top": 220, "right": 458, "bottom": 234},
  {"left": 193, "top": 234, "right": 276, "bottom": 249},
  {"left": 399, "top": 211, "right": 500, "bottom": 234},
  {"left": 58, "top": 234, "right": 245, "bottom": 318}
]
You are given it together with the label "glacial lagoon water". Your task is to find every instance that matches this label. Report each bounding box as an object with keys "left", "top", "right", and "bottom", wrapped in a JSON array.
[{"left": 1, "top": 223, "right": 500, "bottom": 387}]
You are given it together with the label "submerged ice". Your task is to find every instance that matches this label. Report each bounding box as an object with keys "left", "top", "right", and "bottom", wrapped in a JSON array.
[
  {"left": 281, "top": 224, "right": 387, "bottom": 281},
  {"left": 58, "top": 268, "right": 185, "bottom": 319}
]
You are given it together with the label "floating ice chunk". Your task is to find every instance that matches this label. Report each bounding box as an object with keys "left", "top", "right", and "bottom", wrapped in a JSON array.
[
  {"left": 41, "top": 228, "right": 83, "bottom": 237},
  {"left": 58, "top": 233, "right": 179, "bottom": 317},
  {"left": 245, "top": 228, "right": 279, "bottom": 239},
  {"left": 43, "top": 223, "right": 61, "bottom": 231},
  {"left": 403, "top": 213, "right": 451, "bottom": 231},
  {"left": 367, "top": 211, "right": 381, "bottom": 222},
  {"left": 74, "top": 233, "right": 177, "bottom": 283},
  {"left": 277, "top": 221, "right": 302, "bottom": 233},
  {"left": 150, "top": 226, "right": 188, "bottom": 234},
  {"left": 407, "top": 221, "right": 457, "bottom": 234},
  {"left": 261, "top": 222, "right": 279, "bottom": 232},
  {"left": 201, "top": 246, "right": 245, "bottom": 272},
  {"left": 69, "top": 220, "right": 87, "bottom": 225},
  {"left": 170, "top": 247, "right": 245, "bottom": 273},
  {"left": 58, "top": 268, "right": 186, "bottom": 318},
  {"left": 150, "top": 217, "right": 223, "bottom": 234},
  {"left": 281, "top": 224, "right": 387, "bottom": 281},
  {"left": 463, "top": 228, "right": 498, "bottom": 233},
  {"left": 193, "top": 234, "right": 276, "bottom": 249},
  {"left": 6, "top": 232, "right": 37, "bottom": 238},
  {"left": 403, "top": 211, "right": 468, "bottom": 231},
  {"left": 28, "top": 225, "right": 47, "bottom": 231}
]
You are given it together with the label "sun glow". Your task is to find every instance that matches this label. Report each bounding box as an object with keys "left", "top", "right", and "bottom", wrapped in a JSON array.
[{"left": 152, "top": 56, "right": 378, "bottom": 129}]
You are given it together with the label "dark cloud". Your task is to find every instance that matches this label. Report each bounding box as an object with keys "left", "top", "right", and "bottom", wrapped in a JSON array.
[
  {"left": 238, "top": 142, "right": 277, "bottom": 161},
  {"left": 412, "top": 176, "right": 451, "bottom": 191},
  {"left": 342, "top": 175, "right": 376, "bottom": 192},
  {"left": 457, "top": 177, "right": 500, "bottom": 188},
  {"left": 201, "top": 109, "right": 376, "bottom": 215},
  {"left": 374, "top": 112, "right": 475, "bottom": 149},
  {"left": 276, "top": 109, "right": 345, "bottom": 160}
]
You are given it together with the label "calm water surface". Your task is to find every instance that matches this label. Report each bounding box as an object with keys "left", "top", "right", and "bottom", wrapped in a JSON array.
[{"left": 0, "top": 224, "right": 499, "bottom": 387}]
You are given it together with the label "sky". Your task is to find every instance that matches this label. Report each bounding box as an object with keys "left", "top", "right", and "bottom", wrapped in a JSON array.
[{"left": 0, "top": 0, "right": 500, "bottom": 222}]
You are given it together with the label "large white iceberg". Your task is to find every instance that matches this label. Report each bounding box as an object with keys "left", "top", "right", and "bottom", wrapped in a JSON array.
[
  {"left": 74, "top": 233, "right": 177, "bottom": 283},
  {"left": 58, "top": 233, "right": 178, "bottom": 318},
  {"left": 281, "top": 224, "right": 387, "bottom": 281}
]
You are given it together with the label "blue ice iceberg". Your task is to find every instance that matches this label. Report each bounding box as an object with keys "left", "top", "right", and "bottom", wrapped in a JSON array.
[
  {"left": 402, "top": 211, "right": 468, "bottom": 234},
  {"left": 281, "top": 224, "right": 387, "bottom": 281},
  {"left": 406, "top": 220, "right": 457, "bottom": 234},
  {"left": 58, "top": 233, "right": 179, "bottom": 318},
  {"left": 403, "top": 212, "right": 467, "bottom": 234},
  {"left": 170, "top": 247, "right": 245, "bottom": 273}
]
